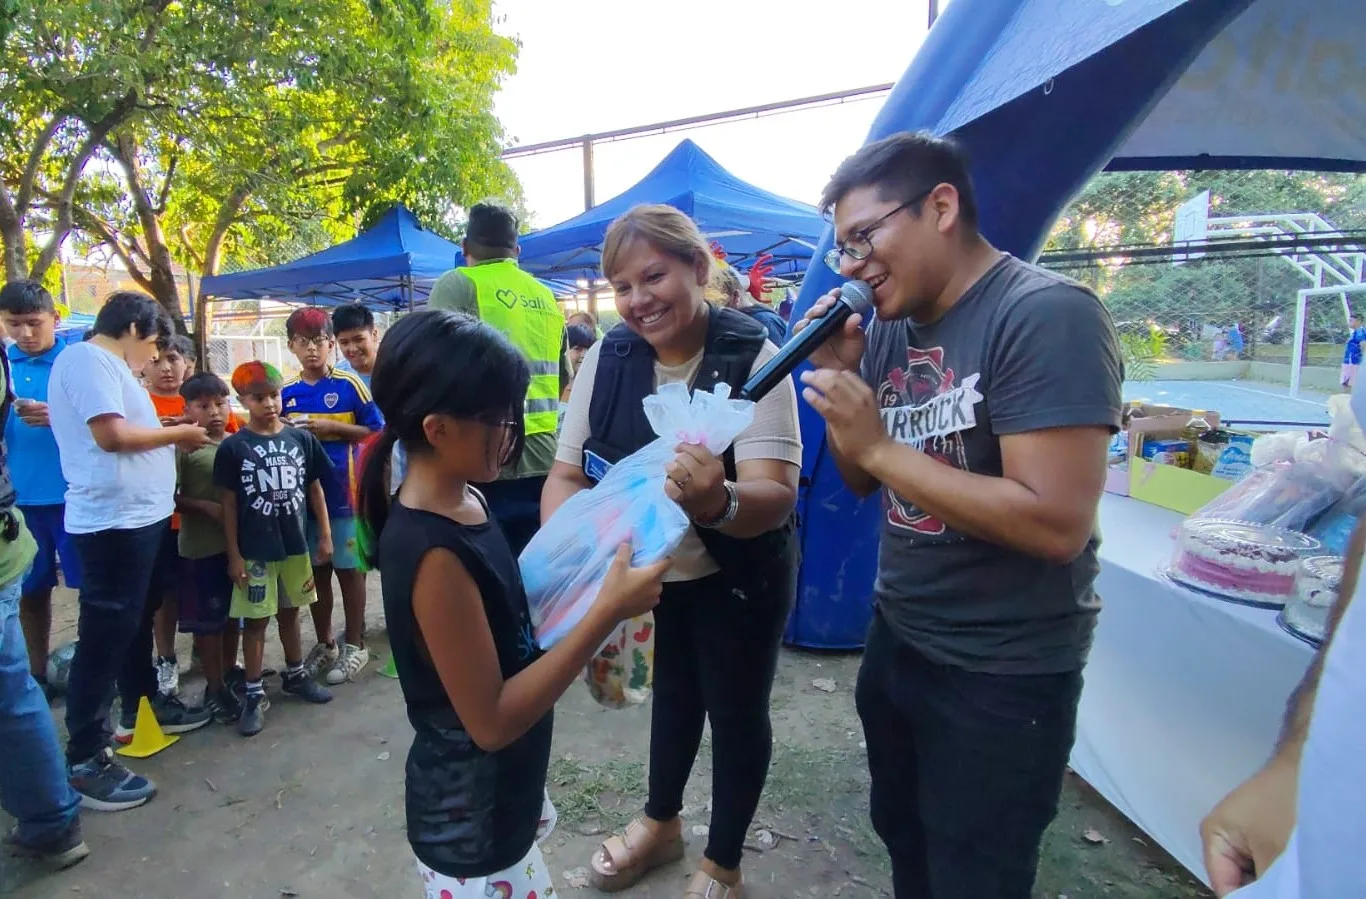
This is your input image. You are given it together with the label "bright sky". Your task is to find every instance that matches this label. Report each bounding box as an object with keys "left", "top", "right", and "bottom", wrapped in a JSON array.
[{"left": 492, "top": 0, "right": 934, "bottom": 228}]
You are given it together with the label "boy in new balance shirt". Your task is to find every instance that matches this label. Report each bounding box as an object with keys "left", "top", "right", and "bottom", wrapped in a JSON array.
[{"left": 280, "top": 308, "right": 382, "bottom": 686}]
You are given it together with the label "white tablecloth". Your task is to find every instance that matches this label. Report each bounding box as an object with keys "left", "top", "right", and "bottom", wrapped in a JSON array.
[{"left": 1071, "top": 493, "right": 1316, "bottom": 884}]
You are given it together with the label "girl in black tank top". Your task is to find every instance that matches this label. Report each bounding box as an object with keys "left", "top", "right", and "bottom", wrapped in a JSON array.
[{"left": 355, "top": 310, "right": 671, "bottom": 895}]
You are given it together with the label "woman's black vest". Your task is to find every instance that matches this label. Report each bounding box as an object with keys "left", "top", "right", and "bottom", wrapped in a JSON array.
[{"left": 582, "top": 306, "right": 798, "bottom": 603}]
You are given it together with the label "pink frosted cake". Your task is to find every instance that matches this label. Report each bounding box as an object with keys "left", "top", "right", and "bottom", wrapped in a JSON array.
[{"left": 1171, "top": 519, "right": 1321, "bottom": 605}]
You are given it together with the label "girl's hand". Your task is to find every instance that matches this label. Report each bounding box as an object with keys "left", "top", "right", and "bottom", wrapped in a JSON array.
[{"left": 597, "top": 544, "right": 671, "bottom": 621}]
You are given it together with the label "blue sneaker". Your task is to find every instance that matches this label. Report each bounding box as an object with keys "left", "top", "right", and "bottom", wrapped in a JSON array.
[{"left": 69, "top": 748, "right": 156, "bottom": 812}]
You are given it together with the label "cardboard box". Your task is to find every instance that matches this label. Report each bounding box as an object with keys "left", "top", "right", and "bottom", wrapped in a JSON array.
[
  {"left": 1125, "top": 408, "right": 1233, "bottom": 513},
  {"left": 1128, "top": 458, "right": 1234, "bottom": 514},
  {"left": 1104, "top": 464, "right": 1130, "bottom": 497}
]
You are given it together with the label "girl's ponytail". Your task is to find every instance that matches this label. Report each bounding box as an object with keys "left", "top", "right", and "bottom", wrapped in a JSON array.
[{"left": 355, "top": 425, "right": 401, "bottom": 571}]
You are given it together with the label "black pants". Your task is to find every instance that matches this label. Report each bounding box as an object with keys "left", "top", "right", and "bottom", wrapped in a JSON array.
[
  {"left": 478, "top": 476, "right": 545, "bottom": 558},
  {"left": 644, "top": 573, "right": 790, "bottom": 870},
  {"left": 64, "top": 519, "right": 169, "bottom": 763},
  {"left": 855, "top": 612, "right": 1082, "bottom": 899}
]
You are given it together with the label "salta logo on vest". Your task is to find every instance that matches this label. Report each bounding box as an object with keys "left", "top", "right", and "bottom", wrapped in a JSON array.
[
  {"left": 875, "top": 346, "right": 984, "bottom": 536},
  {"left": 493, "top": 286, "right": 554, "bottom": 313}
]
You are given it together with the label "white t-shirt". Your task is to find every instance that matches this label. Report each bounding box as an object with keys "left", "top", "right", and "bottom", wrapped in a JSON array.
[
  {"left": 1229, "top": 567, "right": 1366, "bottom": 898},
  {"left": 49, "top": 341, "right": 175, "bottom": 533}
]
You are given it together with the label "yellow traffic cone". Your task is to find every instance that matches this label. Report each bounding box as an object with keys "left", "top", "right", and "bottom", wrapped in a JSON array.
[{"left": 115, "top": 696, "right": 180, "bottom": 759}]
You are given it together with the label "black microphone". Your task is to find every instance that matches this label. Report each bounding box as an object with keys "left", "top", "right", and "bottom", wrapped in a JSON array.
[{"left": 739, "top": 280, "right": 873, "bottom": 402}]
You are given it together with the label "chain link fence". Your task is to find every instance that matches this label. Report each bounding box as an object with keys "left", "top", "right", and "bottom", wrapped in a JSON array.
[{"left": 1038, "top": 169, "right": 1366, "bottom": 393}]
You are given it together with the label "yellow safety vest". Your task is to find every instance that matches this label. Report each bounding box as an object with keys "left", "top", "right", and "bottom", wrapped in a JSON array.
[{"left": 463, "top": 259, "right": 565, "bottom": 435}]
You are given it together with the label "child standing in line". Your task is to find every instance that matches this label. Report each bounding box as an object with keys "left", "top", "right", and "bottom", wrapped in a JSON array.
[
  {"left": 356, "top": 310, "right": 669, "bottom": 897},
  {"left": 142, "top": 334, "right": 195, "bottom": 699},
  {"left": 0, "top": 280, "right": 84, "bottom": 696},
  {"left": 280, "top": 308, "right": 382, "bottom": 686},
  {"left": 332, "top": 303, "right": 379, "bottom": 389},
  {"left": 215, "top": 361, "right": 334, "bottom": 736},
  {"left": 174, "top": 373, "right": 241, "bottom": 724}
]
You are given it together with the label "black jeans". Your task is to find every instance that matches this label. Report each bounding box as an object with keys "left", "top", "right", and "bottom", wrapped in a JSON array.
[
  {"left": 64, "top": 519, "right": 169, "bottom": 764},
  {"left": 478, "top": 476, "right": 545, "bottom": 558},
  {"left": 644, "top": 573, "right": 790, "bottom": 870},
  {"left": 855, "top": 612, "right": 1082, "bottom": 899}
]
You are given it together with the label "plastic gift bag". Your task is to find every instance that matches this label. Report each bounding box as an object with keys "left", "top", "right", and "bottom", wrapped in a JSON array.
[
  {"left": 584, "top": 615, "right": 656, "bottom": 709},
  {"left": 520, "top": 382, "right": 754, "bottom": 651}
]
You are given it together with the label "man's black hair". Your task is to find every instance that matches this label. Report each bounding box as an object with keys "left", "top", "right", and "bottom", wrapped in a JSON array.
[
  {"left": 93, "top": 291, "right": 174, "bottom": 342},
  {"left": 332, "top": 302, "right": 375, "bottom": 335},
  {"left": 158, "top": 333, "right": 196, "bottom": 361},
  {"left": 180, "top": 371, "right": 230, "bottom": 403},
  {"left": 464, "top": 202, "right": 519, "bottom": 260},
  {"left": 0, "top": 279, "right": 57, "bottom": 315},
  {"left": 820, "top": 131, "right": 979, "bottom": 231},
  {"left": 566, "top": 323, "right": 596, "bottom": 349}
]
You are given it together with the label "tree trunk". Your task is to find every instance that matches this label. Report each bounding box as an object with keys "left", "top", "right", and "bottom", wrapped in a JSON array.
[
  {"left": 0, "top": 183, "right": 24, "bottom": 281},
  {"left": 111, "top": 132, "right": 186, "bottom": 330},
  {"left": 193, "top": 184, "right": 252, "bottom": 367}
]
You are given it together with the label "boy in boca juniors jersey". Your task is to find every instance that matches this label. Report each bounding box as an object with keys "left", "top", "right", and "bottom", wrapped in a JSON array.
[
  {"left": 280, "top": 308, "right": 382, "bottom": 686},
  {"left": 215, "top": 361, "right": 335, "bottom": 736}
]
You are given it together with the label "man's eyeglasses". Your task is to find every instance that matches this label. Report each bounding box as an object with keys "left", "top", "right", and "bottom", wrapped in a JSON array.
[
  {"left": 290, "top": 335, "right": 331, "bottom": 349},
  {"left": 823, "top": 189, "right": 932, "bottom": 273}
]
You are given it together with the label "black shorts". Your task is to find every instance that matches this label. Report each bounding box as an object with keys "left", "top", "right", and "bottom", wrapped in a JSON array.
[
  {"left": 177, "top": 553, "right": 233, "bottom": 635},
  {"left": 153, "top": 525, "right": 181, "bottom": 598}
]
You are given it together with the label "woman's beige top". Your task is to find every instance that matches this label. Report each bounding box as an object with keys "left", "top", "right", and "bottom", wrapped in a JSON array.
[{"left": 556, "top": 338, "right": 802, "bottom": 582}]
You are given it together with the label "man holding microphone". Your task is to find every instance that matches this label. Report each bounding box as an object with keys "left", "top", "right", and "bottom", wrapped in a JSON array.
[{"left": 796, "top": 132, "right": 1122, "bottom": 899}]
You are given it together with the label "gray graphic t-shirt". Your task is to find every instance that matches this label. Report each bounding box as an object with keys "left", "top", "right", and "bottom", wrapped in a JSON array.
[
  {"left": 213, "top": 426, "right": 331, "bottom": 563},
  {"left": 860, "top": 254, "right": 1122, "bottom": 674}
]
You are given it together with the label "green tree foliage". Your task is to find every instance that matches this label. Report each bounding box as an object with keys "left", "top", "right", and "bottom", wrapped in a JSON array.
[{"left": 1, "top": 0, "right": 520, "bottom": 333}]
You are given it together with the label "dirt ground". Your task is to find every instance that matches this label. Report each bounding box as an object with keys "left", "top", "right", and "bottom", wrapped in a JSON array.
[{"left": 1, "top": 583, "right": 1213, "bottom": 899}]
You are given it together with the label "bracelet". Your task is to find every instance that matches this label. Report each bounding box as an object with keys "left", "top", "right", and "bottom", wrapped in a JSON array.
[{"left": 694, "top": 481, "right": 739, "bottom": 529}]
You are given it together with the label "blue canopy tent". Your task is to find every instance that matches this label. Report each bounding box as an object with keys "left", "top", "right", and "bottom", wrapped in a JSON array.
[
  {"left": 514, "top": 139, "right": 825, "bottom": 281},
  {"left": 199, "top": 205, "right": 572, "bottom": 308},
  {"left": 786, "top": 0, "right": 1366, "bottom": 650}
]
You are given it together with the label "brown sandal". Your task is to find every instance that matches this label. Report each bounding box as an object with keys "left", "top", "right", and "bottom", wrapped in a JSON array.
[
  {"left": 685, "top": 870, "right": 745, "bottom": 898},
  {"left": 589, "top": 818, "right": 686, "bottom": 892}
]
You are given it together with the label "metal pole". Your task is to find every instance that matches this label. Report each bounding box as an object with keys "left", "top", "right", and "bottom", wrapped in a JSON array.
[
  {"left": 1290, "top": 289, "right": 1308, "bottom": 396},
  {"left": 928, "top": 0, "right": 940, "bottom": 27},
  {"left": 582, "top": 137, "right": 595, "bottom": 211}
]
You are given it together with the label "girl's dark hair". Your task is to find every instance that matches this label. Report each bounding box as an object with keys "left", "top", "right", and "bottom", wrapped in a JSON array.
[
  {"left": 356, "top": 309, "right": 532, "bottom": 568},
  {"left": 180, "top": 372, "right": 229, "bottom": 402},
  {"left": 566, "top": 323, "right": 596, "bottom": 349},
  {"left": 94, "top": 291, "right": 174, "bottom": 341}
]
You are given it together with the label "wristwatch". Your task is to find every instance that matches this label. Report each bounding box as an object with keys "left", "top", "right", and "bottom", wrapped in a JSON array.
[{"left": 695, "top": 480, "right": 739, "bottom": 529}]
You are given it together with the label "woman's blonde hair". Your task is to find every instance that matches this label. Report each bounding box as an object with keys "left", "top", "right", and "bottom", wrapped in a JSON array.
[
  {"left": 710, "top": 265, "right": 744, "bottom": 305},
  {"left": 601, "top": 204, "right": 715, "bottom": 287}
]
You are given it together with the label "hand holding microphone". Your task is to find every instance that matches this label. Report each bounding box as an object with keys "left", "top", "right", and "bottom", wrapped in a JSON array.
[
  {"left": 790, "top": 282, "right": 871, "bottom": 374},
  {"left": 739, "top": 280, "right": 872, "bottom": 401}
]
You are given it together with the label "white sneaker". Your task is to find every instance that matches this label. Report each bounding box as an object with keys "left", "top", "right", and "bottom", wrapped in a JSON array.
[
  {"left": 302, "top": 642, "right": 339, "bottom": 680},
  {"left": 325, "top": 644, "right": 370, "bottom": 685},
  {"left": 155, "top": 657, "right": 179, "bottom": 697}
]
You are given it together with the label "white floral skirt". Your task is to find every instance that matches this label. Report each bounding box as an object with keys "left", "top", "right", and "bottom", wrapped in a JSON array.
[{"left": 415, "top": 793, "right": 558, "bottom": 898}]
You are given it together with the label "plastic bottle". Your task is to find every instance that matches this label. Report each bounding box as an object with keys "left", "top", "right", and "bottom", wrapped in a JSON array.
[{"left": 1183, "top": 410, "right": 1214, "bottom": 468}]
